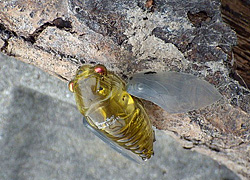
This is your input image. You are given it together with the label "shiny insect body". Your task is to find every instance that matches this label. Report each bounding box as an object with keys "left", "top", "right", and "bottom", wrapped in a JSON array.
[
  {"left": 69, "top": 64, "right": 222, "bottom": 162},
  {"left": 69, "top": 65, "right": 155, "bottom": 161}
]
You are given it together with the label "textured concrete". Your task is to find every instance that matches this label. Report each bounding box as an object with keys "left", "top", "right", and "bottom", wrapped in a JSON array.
[{"left": 0, "top": 53, "right": 240, "bottom": 180}]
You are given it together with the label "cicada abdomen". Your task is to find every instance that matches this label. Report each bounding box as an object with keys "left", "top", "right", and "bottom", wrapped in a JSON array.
[{"left": 68, "top": 64, "right": 155, "bottom": 161}]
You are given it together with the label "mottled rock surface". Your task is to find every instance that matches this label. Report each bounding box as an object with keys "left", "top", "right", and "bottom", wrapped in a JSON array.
[{"left": 0, "top": 0, "right": 249, "bottom": 179}]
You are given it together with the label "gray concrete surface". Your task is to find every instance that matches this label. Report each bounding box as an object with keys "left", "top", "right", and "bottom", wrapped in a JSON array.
[{"left": 0, "top": 53, "right": 240, "bottom": 180}]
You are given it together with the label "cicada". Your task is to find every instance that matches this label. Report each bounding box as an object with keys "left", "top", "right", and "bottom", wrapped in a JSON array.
[
  {"left": 68, "top": 64, "right": 221, "bottom": 162},
  {"left": 68, "top": 65, "right": 155, "bottom": 162}
]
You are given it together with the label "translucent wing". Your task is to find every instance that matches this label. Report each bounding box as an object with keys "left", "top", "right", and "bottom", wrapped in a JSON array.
[
  {"left": 126, "top": 72, "right": 222, "bottom": 113},
  {"left": 82, "top": 117, "right": 141, "bottom": 163}
]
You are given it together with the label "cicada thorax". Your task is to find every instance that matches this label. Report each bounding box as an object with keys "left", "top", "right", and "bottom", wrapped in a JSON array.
[{"left": 70, "top": 65, "right": 154, "bottom": 160}]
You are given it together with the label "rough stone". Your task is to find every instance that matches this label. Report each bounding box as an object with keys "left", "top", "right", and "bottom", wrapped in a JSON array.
[{"left": 0, "top": 0, "right": 249, "bottom": 179}]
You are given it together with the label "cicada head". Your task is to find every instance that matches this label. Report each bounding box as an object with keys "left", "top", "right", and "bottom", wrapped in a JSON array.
[{"left": 68, "top": 64, "right": 124, "bottom": 115}]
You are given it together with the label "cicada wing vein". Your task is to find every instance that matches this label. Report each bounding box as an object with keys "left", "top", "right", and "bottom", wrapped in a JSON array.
[{"left": 127, "top": 72, "right": 222, "bottom": 113}]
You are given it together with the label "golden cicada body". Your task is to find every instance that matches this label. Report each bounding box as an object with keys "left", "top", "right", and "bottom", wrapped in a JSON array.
[
  {"left": 69, "top": 65, "right": 155, "bottom": 161},
  {"left": 69, "top": 64, "right": 222, "bottom": 162}
]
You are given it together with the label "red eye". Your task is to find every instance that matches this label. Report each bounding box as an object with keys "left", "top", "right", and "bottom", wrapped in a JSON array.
[{"left": 94, "top": 64, "right": 107, "bottom": 75}]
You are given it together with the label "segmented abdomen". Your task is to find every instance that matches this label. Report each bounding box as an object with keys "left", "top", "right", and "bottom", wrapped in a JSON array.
[{"left": 102, "top": 99, "right": 154, "bottom": 160}]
